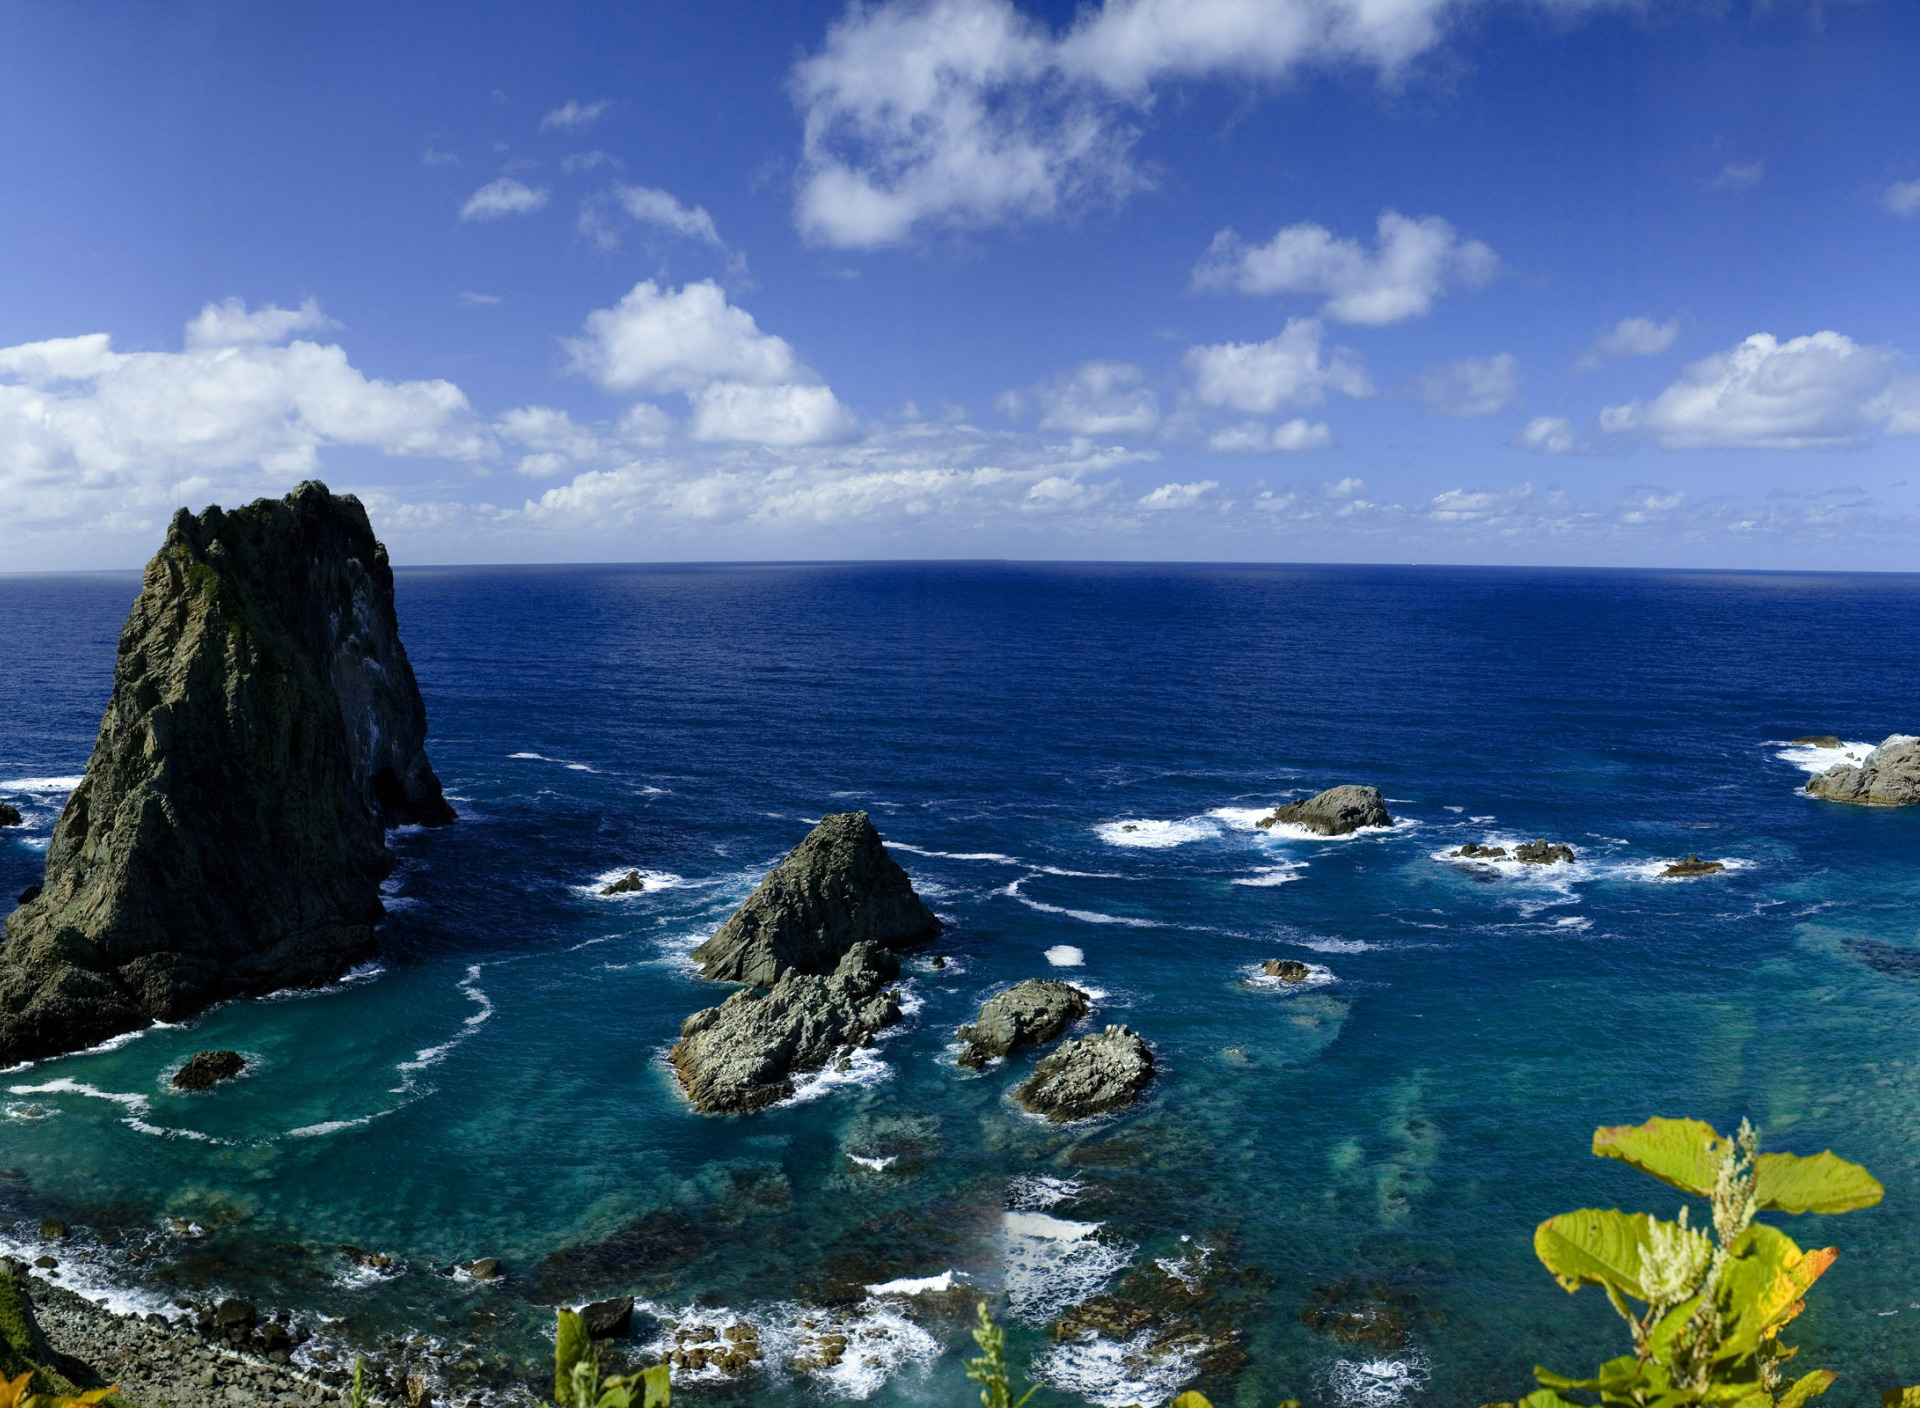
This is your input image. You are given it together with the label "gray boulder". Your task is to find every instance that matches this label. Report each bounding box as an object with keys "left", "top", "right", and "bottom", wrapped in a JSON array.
[
  {"left": 689, "top": 813, "right": 939, "bottom": 985},
  {"left": 671, "top": 942, "right": 903, "bottom": 1114},
  {"left": 1015, "top": 1024, "right": 1154, "bottom": 1122},
  {"left": 1806, "top": 735, "right": 1920, "bottom": 808},
  {"left": 1452, "top": 843, "right": 1507, "bottom": 860},
  {"left": 1257, "top": 785, "right": 1392, "bottom": 837},
  {"left": 0, "top": 804, "right": 19, "bottom": 828},
  {"left": 1514, "top": 840, "right": 1575, "bottom": 864},
  {"left": 956, "top": 979, "right": 1089, "bottom": 1068}
]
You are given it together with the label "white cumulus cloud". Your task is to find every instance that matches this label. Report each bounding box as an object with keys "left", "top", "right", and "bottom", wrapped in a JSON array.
[
  {"left": 1183, "top": 317, "right": 1372, "bottom": 414},
  {"left": 1007, "top": 360, "right": 1160, "bottom": 434},
  {"left": 1512, "top": 415, "right": 1580, "bottom": 454},
  {"left": 460, "top": 177, "right": 550, "bottom": 222},
  {"left": 184, "top": 297, "right": 337, "bottom": 348},
  {"left": 580, "top": 184, "right": 723, "bottom": 251},
  {"left": 1599, "top": 331, "right": 1907, "bottom": 450},
  {"left": 1575, "top": 315, "right": 1679, "bottom": 371},
  {"left": 542, "top": 99, "right": 611, "bottom": 133},
  {"left": 1882, "top": 178, "right": 1920, "bottom": 217},
  {"left": 565, "top": 280, "right": 855, "bottom": 447},
  {"left": 1412, "top": 353, "right": 1519, "bottom": 418},
  {"left": 1192, "top": 211, "right": 1497, "bottom": 324},
  {"left": 789, "top": 0, "right": 1613, "bottom": 248},
  {"left": 1137, "top": 479, "right": 1217, "bottom": 510},
  {"left": 1206, "top": 418, "right": 1332, "bottom": 453}
]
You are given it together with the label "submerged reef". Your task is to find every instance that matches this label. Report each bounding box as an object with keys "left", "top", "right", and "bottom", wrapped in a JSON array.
[{"left": 0, "top": 482, "right": 454, "bottom": 1065}]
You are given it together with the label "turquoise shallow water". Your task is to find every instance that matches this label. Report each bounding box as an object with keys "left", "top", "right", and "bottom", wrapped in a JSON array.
[{"left": 2, "top": 562, "right": 1919, "bottom": 1407}]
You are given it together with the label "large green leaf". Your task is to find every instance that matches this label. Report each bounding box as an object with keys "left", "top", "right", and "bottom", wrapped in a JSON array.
[
  {"left": 1754, "top": 1150, "right": 1884, "bottom": 1215},
  {"left": 1535, "top": 1209, "right": 1656, "bottom": 1299},
  {"left": 1592, "top": 1118, "right": 1724, "bottom": 1195},
  {"left": 1716, "top": 1223, "right": 1836, "bottom": 1358},
  {"left": 1880, "top": 1389, "right": 1920, "bottom": 1408},
  {"left": 638, "top": 1365, "right": 670, "bottom": 1408},
  {"left": 555, "top": 1309, "right": 592, "bottom": 1406},
  {"left": 1776, "top": 1370, "right": 1835, "bottom": 1408}
]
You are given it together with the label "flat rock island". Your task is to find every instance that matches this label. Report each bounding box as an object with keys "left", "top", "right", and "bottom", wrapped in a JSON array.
[{"left": 0, "top": 482, "right": 454, "bottom": 1066}]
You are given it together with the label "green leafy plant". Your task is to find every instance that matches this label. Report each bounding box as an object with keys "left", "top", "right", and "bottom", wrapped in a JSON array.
[
  {"left": 551, "top": 1309, "right": 668, "bottom": 1408},
  {"left": 965, "top": 1300, "right": 1038, "bottom": 1408},
  {"left": 1486, "top": 1116, "right": 1891, "bottom": 1408},
  {"left": 344, "top": 1358, "right": 368, "bottom": 1408}
]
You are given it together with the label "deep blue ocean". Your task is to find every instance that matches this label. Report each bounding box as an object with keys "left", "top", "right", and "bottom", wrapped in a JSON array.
[{"left": 3, "top": 562, "right": 1919, "bottom": 1408}]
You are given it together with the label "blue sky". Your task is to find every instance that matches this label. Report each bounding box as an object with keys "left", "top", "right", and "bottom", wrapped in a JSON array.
[{"left": 3, "top": 0, "right": 1918, "bottom": 570}]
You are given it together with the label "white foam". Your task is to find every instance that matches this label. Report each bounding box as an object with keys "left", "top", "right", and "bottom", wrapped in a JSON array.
[
  {"left": 1774, "top": 739, "right": 1877, "bottom": 776},
  {"left": 0, "top": 1230, "right": 174, "bottom": 1318},
  {"left": 865, "top": 1270, "right": 957, "bottom": 1296},
  {"left": 1206, "top": 806, "right": 1277, "bottom": 831},
  {"left": 586, "top": 867, "right": 686, "bottom": 897},
  {"left": 1095, "top": 818, "right": 1220, "bottom": 848},
  {"left": 1329, "top": 1353, "right": 1430, "bottom": 1408},
  {"left": 637, "top": 1297, "right": 940, "bottom": 1400},
  {"left": 0, "top": 776, "right": 84, "bottom": 791},
  {"left": 1008, "top": 1174, "right": 1083, "bottom": 1210},
  {"left": 848, "top": 1154, "right": 896, "bottom": 1171},
  {"left": 393, "top": 965, "right": 491, "bottom": 1091},
  {"left": 287, "top": 1113, "right": 389, "bottom": 1138},
  {"left": 1004, "top": 879, "right": 1157, "bottom": 928},
  {"left": 1232, "top": 861, "right": 1308, "bottom": 887},
  {"left": 889, "top": 843, "right": 1020, "bottom": 863},
  {"left": 1034, "top": 1329, "right": 1199, "bottom": 1408},
  {"left": 7, "top": 1077, "right": 215, "bottom": 1142},
  {"left": 565, "top": 763, "right": 596, "bottom": 772},
  {"left": 507, "top": 752, "right": 547, "bottom": 759},
  {"left": 1554, "top": 916, "right": 1592, "bottom": 930},
  {"left": 1444, "top": 806, "right": 1464, "bottom": 813},
  {"left": 1297, "top": 937, "right": 1374, "bottom": 953},
  {"left": 1004, "top": 1210, "right": 1131, "bottom": 1322},
  {"left": 1259, "top": 815, "right": 1419, "bottom": 843},
  {"left": 1045, "top": 945, "right": 1085, "bottom": 967}
]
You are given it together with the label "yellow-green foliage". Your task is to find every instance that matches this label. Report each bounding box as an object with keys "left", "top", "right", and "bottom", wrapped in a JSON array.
[
  {"left": 0, "top": 1277, "right": 81, "bottom": 1399},
  {"left": 0, "top": 1369, "right": 118, "bottom": 1408},
  {"left": 551, "top": 1310, "right": 667, "bottom": 1408},
  {"left": 1483, "top": 1117, "right": 1899, "bottom": 1408},
  {"left": 965, "top": 1300, "right": 1038, "bottom": 1408}
]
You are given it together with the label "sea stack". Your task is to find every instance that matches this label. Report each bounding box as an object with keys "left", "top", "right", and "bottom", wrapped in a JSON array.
[
  {"left": 0, "top": 482, "right": 454, "bottom": 1065},
  {"left": 1257, "top": 785, "right": 1393, "bottom": 837},
  {"left": 672, "top": 812, "right": 938, "bottom": 1113},
  {"left": 690, "top": 812, "right": 940, "bottom": 984},
  {"left": 1805, "top": 735, "right": 1920, "bottom": 808}
]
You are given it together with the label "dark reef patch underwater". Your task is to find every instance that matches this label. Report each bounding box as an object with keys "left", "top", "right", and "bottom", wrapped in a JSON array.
[{"left": 2, "top": 560, "right": 1919, "bottom": 1408}]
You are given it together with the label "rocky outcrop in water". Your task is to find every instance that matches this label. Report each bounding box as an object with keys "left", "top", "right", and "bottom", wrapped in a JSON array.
[
  {"left": 1663, "top": 856, "right": 1725, "bottom": 877},
  {"left": 1015, "top": 1024, "right": 1154, "bottom": 1121},
  {"left": 600, "top": 871, "right": 646, "bottom": 896},
  {"left": 1793, "top": 734, "right": 1843, "bottom": 748},
  {"left": 1805, "top": 735, "right": 1920, "bottom": 808},
  {"left": 173, "top": 1050, "right": 246, "bottom": 1090},
  {"left": 672, "top": 942, "right": 903, "bottom": 1114},
  {"left": 0, "top": 483, "right": 454, "bottom": 1066},
  {"left": 689, "top": 813, "right": 939, "bottom": 985},
  {"left": 956, "top": 979, "right": 1089, "bottom": 1068},
  {"left": 1262, "top": 959, "right": 1310, "bottom": 982},
  {"left": 1452, "top": 843, "right": 1506, "bottom": 860},
  {"left": 0, "top": 805, "right": 20, "bottom": 828},
  {"left": 1514, "top": 840, "right": 1575, "bottom": 864},
  {"left": 1256, "top": 785, "right": 1391, "bottom": 836}
]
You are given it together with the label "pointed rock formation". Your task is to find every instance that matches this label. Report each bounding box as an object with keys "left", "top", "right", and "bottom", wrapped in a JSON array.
[
  {"left": 689, "top": 812, "right": 939, "bottom": 985},
  {"left": 0, "top": 482, "right": 453, "bottom": 1064}
]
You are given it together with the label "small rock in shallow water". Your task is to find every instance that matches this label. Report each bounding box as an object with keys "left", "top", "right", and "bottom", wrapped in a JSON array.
[
  {"left": 1513, "top": 840, "right": 1575, "bottom": 864},
  {"left": 173, "top": 1050, "right": 247, "bottom": 1090},
  {"left": 0, "top": 804, "right": 19, "bottom": 827},
  {"left": 580, "top": 1295, "right": 634, "bottom": 1339},
  {"left": 1261, "top": 960, "right": 1310, "bottom": 982},
  {"left": 1451, "top": 843, "right": 1507, "bottom": 860},
  {"left": 1015, "top": 1024, "right": 1154, "bottom": 1122},
  {"left": 599, "top": 871, "right": 645, "bottom": 896},
  {"left": 956, "top": 978, "right": 1089, "bottom": 1068},
  {"left": 1792, "top": 734, "right": 1843, "bottom": 747},
  {"left": 339, "top": 1244, "right": 392, "bottom": 1269},
  {"left": 32, "top": 1256, "right": 55, "bottom": 1269},
  {"left": 1662, "top": 855, "right": 1725, "bottom": 877},
  {"left": 461, "top": 1258, "right": 501, "bottom": 1281},
  {"left": 38, "top": 1218, "right": 68, "bottom": 1240}
]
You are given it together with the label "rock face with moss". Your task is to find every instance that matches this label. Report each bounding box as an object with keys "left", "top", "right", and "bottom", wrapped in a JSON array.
[
  {"left": 0, "top": 482, "right": 453, "bottom": 1065},
  {"left": 689, "top": 812, "right": 939, "bottom": 984},
  {"left": 1805, "top": 735, "right": 1920, "bottom": 808},
  {"left": 1257, "top": 785, "right": 1392, "bottom": 836}
]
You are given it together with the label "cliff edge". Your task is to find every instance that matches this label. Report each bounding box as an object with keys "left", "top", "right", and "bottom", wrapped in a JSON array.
[{"left": 0, "top": 482, "right": 453, "bottom": 1064}]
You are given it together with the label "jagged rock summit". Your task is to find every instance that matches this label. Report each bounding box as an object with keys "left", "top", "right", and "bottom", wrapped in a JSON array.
[
  {"left": 0, "top": 482, "right": 453, "bottom": 1065},
  {"left": 689, "top": 812, "right": 940, "bottom": 984},
  {"left": 1257, "top": 785, "right": 1393, "bottom": 837},
  {"left": 1805, "top": 735, "right": 1920, "bottom": 808}
]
